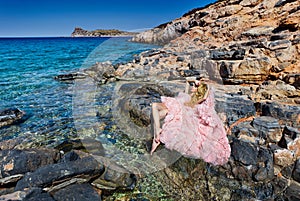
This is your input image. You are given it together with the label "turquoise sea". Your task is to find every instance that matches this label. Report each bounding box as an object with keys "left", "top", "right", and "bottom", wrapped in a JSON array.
[{"left": 0, "top": 37, "right": 158, "bottom": 144}]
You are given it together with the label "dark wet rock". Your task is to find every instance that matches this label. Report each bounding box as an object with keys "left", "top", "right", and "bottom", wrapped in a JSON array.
[
  {"left": 0, "top": 108, "right": 25, "bottom": 128},
  {"left": 84, "top": 62, "right": 116, "bottom": 84},
  {"left": 15, "top": 156, "right": 104, "bottom": 191},
  {"left": 0, "top": 149, "right": 60, "bottom": 178},
  {"left": 231, "top": 138, "right": 258, "bottom": 166},
  {"left": 91, "top": 156, "right": 136, "bottom": 191},
  {"left": 55, "top": 138, "right": 105, "bottom": 156},
  {"left": 258, "top": 101, "right": 300, "bottom": 127},
  {"left": 292, "top": 159, "right": 300, "bottom": 182},
  {"left": 54, "top": 72, "right": 87, "bottom": 81},
  {"left": 253, "top": 116, "right": 282, "bottom": 143},
  {"left": 53, "top": 183, "right": 101, "bottom": 201},
  {"left": 23, "top": 188, "right": 55, "bottom": 201}
]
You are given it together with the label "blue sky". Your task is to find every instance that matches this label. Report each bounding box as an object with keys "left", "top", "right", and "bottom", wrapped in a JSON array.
[{"left": 0, "top": 0, "right": 215, "bottom": 37}]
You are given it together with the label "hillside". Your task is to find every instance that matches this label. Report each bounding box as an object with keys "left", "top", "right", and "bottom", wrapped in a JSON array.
[{"left": 71, "top": 27, "right": 137, "bottom": 37}]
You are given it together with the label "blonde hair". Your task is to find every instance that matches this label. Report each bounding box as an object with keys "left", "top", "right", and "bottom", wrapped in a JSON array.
[{"left": 185, "top": 83, "right": 208, "bottom": 107}]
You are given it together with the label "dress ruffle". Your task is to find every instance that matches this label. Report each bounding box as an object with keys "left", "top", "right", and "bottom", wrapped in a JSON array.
[{"left": 159, "top": 89, "right": 231, "bottom": 166}]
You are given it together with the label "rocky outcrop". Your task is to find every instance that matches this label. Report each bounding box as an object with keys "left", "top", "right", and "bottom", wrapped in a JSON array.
[
  {"left": 0, "top": 147, "right": 136, "bottom": 200},
  {"left": 71, "top": 27, "right": 137, "bottom": 37}
]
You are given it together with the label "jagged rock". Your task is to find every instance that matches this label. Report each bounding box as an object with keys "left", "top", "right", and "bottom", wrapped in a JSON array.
[
  {"left": 231, "top": 138, "right": 259, "bottom": 166},
  {"left": 0, "top": 108, "right": 25, "bottom": 128},
  {"left": 215, "top": 94, "right": 256, "bottom": 125},
  {"left": 283, "top": 126, "right": 300, "bottom": 140},
  {"left": 54, "top": 72, "right": 87, "bottom": 81},
  {"left": 210, "top": 49, "right": 245, "bottom": 60},
  {"left": 0, "top": 149, "right": 60, "bottom": 178},
  {"left": 53, "top": 183, "right": 101, "bottom": 201},
  {"left": 283, "top": 74, "right": 300, "bottom": 89},
  {"left": 15, "top": 156, "right": 104, "bottom": 191},
  {"left": 292, "top": 159, "right": 300, "bottom": 182},
  {"left": 253, "top": 116, "right": 282, "bottom": 142},
  {"left": 231, "top": 138, "right": 274, "bottom": 181},
  {"left": 258, "top": 101, "right": 300, "bottom": 127},
  {"left": 84, "top": 62, "right": 116, "bottom": 84}
]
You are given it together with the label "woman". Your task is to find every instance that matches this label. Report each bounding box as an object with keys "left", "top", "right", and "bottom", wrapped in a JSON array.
[{"left": 150, "top": 78, "right": 231, "bottom": 166}]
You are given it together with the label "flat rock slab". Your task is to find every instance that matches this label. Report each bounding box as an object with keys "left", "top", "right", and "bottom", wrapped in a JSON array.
[
  {"left": 15, "top": 156, "right": 104, "bottom": 191},
  {"left": 0, "top": 149, "right": 60, "bottom": 178}
]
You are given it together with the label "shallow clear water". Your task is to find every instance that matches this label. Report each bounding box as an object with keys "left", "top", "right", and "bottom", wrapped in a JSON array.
[{"left": 0, "top": 37, "right": 158, "bottom": 143}]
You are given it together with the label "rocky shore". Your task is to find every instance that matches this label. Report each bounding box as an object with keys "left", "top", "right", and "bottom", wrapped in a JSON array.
[{"left": 1, "top": 0, "right": 300, "bottom": 200}]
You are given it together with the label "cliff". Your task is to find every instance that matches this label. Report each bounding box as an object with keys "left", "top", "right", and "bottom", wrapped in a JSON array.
[{"left": 71, "top": 27, "right": 137, "bottom": 37}]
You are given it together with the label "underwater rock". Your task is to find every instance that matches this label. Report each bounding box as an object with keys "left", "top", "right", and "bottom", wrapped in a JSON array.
[
  {"left": 54, "top": 72, "right": 88, "bottom": 81},
  {"left": 0, "top": 108, "right": 25, "bottom": 128}
]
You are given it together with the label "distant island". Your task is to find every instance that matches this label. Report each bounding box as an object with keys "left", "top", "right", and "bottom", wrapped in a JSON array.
[{"left": 71, "top": 27, "right": 138, "bottom": 37}]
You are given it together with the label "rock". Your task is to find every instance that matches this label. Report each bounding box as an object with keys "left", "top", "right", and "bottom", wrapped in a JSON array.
[
  {"left": 91, "top": 156, "right": 136, "bottom": 191},
  {"left": 231, "top": 138, "right": 259, "bottom": 166},
  {"left": 0, "top": 191, "right": 27, "bottom": 201},
  {"left": 274, "top": 149, "right": 295, "bottom": 166},
  {"left": 15, "top": 156, "right": 104, "bottom": 191},
  {"left": 240, "top": 0, "right": 261, "bottom": 7},
  {"left": 242, "top": 26, "right": 275, "bottom": 38},
  {"left": 215, "top": 94, "right": 256, "bottom": 126},
  {"left": 288, "top": 137, "right": 300, "bottom": 159},
  {"left": 0, "top": 174, "right": 23, "bottom": 187},
  {"left": 285, "top": 181, "right": 300, "bottom": 201},
  {"left": 0, "top": 108, "right": 25, "bottom": 128},
  {"left": 283, "top": 74, "right": 300, "bottom": 89},
  {"left": 210, "top": 49, "right": 245, "bottom": 60},
  {"left": 54, "top": 72, "right": 87, "bottom": 81},
  {"left": 219, "top": 57, "right": 272, "bottom": 84},
  {"left": 268, "top": 40, "right": 291, "bottom": 50},
  {"left": 0, "top": 149, "right": 60, "bottom": 178},
  {"left": 283, "top": 126, "right": 300, "bottom": 140},
  {"left": 84, "top": 62, "right": 116, "bottom": 84},
  {"left": 22, "top": 188, "right": 55, "bottom": 201},
  {"left": 292, "top": 159, "right": 300, "bottom": 182},
  {"left": 253, "top": 116, "right": 282, "bottom": 142},
  {"left": 53, "top": 183, "right": 101, "bottom": 201},
  {"left": 259, "top": 101, "right": 300, "bottom": 127},
  {"left": 275, "top": 0, "right": 298, "bottom": 7}
]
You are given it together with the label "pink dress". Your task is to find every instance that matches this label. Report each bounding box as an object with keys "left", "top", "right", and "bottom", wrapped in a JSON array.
[{"left": 159, "top": 88, "right": 231, "bottom": 166}]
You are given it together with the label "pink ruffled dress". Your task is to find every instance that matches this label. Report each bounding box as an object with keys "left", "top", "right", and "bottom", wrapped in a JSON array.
[{"left": 159, "top": 88, "right": 231, "bottom": 166}]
